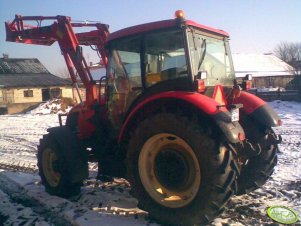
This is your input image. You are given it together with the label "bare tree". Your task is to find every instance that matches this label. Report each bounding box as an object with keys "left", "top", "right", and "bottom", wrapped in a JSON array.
[
  {"left": 274, "top": 42, "right": 301, "bottom": 92},
  {"left": 274, "top": 42, "right": 301, "bottom": 73},
  {"left": 274, "top": 42, "right": 301, "bottom": 62}
]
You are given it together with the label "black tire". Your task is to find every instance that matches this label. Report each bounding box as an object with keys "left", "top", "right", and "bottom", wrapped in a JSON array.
[
  {"left": 236, "top": 129, "right": 278, "bottom": 195},
  {"left": 37, "top": 132, "right": 82, "bottom": 198},
  {"left": 127, "top": 113, "right": 238, "bottom": 225}
]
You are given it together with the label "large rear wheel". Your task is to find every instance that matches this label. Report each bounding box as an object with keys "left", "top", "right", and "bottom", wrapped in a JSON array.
[
  {"left": 127, "top": 113, "right": 237, "bottom": 225},
  {"left": 236, "top": 129, "right": 278, "bottom": 195},
  {"left": 138, "top": 133, "right": 201, "bottom": 209}
]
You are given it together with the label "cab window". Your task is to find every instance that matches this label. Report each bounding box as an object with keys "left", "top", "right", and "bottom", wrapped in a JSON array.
[
  {"left": 144, "top": 30, "right": 187, "bottom": 87},
  {"left": 107, "top": 36, "right": 142, "bottom": 125}
]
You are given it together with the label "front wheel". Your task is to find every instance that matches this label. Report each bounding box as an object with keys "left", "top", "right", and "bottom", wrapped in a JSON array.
[
  {"left": 127, "top": 113, "right": 238, "bottom": 225},
  {"left": 37, "top": 132, "right": 83, "bottom": 198}
]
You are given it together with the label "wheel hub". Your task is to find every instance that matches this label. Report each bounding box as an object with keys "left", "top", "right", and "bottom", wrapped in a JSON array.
[{"left": 154, "top": 149, "right": 189, "bottom": 191}]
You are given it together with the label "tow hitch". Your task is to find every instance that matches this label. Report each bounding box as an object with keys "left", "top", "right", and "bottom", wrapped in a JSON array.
[
  {"left": 268, "top": 132, "right": 282, "bottom": 145},
  {"left": 230, "top": 130, "right": 282, "bottom": 159},
  {"left": 231, "top": 140, "right": 261, "bottom": 158}
]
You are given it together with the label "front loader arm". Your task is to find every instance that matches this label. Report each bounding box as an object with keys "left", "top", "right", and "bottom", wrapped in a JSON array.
[
  {"left": 5, "top": 14, "right": 109, "bottom": 105},
  {"left": 5, "top": 15, "right": 59, "bottom": 45}
]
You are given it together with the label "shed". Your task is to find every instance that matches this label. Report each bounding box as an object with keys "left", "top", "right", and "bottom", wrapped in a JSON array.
[{"left": 0, "top": 57, "right": 74, "bottom": 114}]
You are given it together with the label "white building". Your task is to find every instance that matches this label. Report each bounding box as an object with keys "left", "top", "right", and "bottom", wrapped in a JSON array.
[{"left": 232, "top": 53, "right": 295, "bottom": 88}]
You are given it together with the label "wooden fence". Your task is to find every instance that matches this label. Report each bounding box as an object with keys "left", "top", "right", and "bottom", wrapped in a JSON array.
[{"left": 249, "top": 89, "right": 300, "bottom": 102}]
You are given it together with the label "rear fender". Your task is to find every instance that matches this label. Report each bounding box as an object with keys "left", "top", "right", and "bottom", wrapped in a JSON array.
[
  {"left": 47, "top": 126, "right": 88, "bottom": 183},
  {"left": 233, "top": 91, "right": 281, "bottom": 127},
  {"left": 119, "top": 91, "right": 245, "bottom": 143}
]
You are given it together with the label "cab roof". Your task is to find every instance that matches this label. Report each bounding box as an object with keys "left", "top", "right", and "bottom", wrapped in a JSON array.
[{"left": 108, "top": 19, "right": 229, "bottom": 41}]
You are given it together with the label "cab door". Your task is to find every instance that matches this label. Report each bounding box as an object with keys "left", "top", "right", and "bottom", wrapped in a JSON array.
[{"left": 107, "top": 36, "right": 142, "bottom": 127}]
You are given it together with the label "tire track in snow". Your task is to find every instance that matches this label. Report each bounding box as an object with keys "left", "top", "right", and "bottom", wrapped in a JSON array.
[
  {"left": 0, "top": 114, "right": 58, "bottom": 174},
  {"left": 0, "top": 134, "right": 37, "bottom": 153},
  {"left": 0, "top": 171, "right": 71, "bottom": 225},
  {"left": 0, "top": 171, "right": 155, "bottom": 226},
  {"left": 0, "top": 160, "right": 38, "bottom": 173},
  {"left": 0, "top": 188, "right": 51, "bottom": 226}
]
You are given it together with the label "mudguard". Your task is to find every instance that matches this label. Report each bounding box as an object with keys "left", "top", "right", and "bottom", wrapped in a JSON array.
[
  {"left": 233, "top": 91, "right": 281, "bottom": 127},
  {"left": 119, "top": 91, "right": 245, "bottom": 144},
  {"left": 47, "top": 126, "right": 88, "bottom": 183},
  {"left": 67, "top": 103, "right": 97, "bottom": 139}
]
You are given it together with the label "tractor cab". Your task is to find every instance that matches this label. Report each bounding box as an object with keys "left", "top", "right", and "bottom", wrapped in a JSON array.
[{"left": 106, "top": 11, "right": 235, "bottom": 126}]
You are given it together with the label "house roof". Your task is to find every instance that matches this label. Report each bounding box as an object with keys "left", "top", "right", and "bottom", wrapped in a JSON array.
[
  {"left": 233, "top": 53, "right": 295, "bottom": 78},
  {"left": 0, "top": 58, "right": 49, "bottom": 74},
  {"left": 0, "top": 73, "right": 72, "bottom": 88},
  {"left": 0, "top": 58, "right": 72, "bottom": 88}
]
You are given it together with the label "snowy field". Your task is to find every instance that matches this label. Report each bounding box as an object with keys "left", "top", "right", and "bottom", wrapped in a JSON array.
[{"left": 0, "top": 100, "right": 300, "bottom": 225}]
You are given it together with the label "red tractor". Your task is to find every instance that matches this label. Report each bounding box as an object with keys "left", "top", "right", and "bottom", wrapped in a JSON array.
[{"left": 5, "top": 11, "right": 282, "bottom": 225}]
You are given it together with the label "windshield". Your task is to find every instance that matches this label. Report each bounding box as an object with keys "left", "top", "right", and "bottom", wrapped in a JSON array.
[
  {"left": 188, "top": 30, "right": 235, "bottom": 86},
  {"left": 144, "top": 30, "right": 187, "bottom": 87}
]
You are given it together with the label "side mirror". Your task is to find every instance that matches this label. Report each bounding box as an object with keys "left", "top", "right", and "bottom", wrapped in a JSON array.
[
  {"left": 244, "top": 74, "right": 252, "bottom": 81},
  {"left": 197, "top": 71, "right": 207, "bottom": 80},
  {"left": 242, "top": 74, "right": 252, "bottom": 90}
]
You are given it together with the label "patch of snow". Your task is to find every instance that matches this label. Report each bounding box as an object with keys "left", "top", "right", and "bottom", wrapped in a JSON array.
[
  {"left": 0, "top": 100, "right": 300, "bottom": 225},
  {"left": 256, "top": 87, "right": 285, "bottom": 92},
  {"left": 29, "top": 99, "right": 73, "bottom": 115}
]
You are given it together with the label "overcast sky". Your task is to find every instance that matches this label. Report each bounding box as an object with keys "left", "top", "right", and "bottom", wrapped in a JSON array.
[{"left": 0, "top": 0, "right": 300, "bottom": 75}]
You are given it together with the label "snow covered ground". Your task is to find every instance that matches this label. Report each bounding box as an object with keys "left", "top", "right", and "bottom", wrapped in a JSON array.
[{"left": 0, "top": 100, "right": 300, "bottom": 225}]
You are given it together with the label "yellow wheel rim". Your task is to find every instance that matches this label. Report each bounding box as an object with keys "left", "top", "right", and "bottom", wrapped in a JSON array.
[
  {"left": 138, "top": 133, "right": 201, "bottom": 208},
  {"left": 42, "top": 148, "right": 61, "bottom": 187}
]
